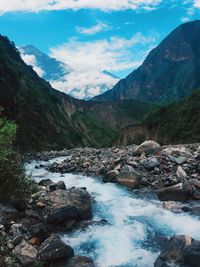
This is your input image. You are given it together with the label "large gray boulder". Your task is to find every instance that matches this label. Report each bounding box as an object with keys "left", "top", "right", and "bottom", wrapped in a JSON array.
[
  {"left": 155, "top": 235, "right": 200, "bottom": 267},
  {"left": 116, "top": 165, "right": 141, "bottom": 189},
  {"left": 134, "top": 141, "right": 161, "bottom": 156},
  {"left": 38, "top": 235, "right": 74, "bottom": 262},
  {"left": 156, "top": 183, "right": 187, "bottom": 201}
]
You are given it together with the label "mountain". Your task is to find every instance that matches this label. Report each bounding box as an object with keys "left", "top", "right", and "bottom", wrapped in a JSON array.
[
  {"left": 117, "top": 88, "right": 200, "bottom": 145},
  {"left": 94, "top": 20, "right": 200, "bottom": 104},
  {"left": 20, "top": 45, "right": 119, "bottom": 100},
  {"left": 20, "top": 45, "right": 71, "bottom": 81},
  {"left": 0, "top": 35, "right": 152, "bottom": 151}
]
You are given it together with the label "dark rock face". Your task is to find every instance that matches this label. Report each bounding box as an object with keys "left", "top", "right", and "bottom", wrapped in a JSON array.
[
  {"left": 38, "top": 235, "right": 74, "bottom": 262},
  {"left": 45, "top": 206, "right": 78, "bottom": 225},
  {"left": 51, "top": 255, "right": 95, "bottom": 267},
  {"left": 154, "top": 235, "right": 200, "bottom": 267},
  {"left": 94, "top": 20, "right": 200, "bottom": 104}
]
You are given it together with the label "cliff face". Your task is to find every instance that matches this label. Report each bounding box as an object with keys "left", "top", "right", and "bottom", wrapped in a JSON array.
[{"left": 94, "top": 20, "right": 200, "bottom": 104}]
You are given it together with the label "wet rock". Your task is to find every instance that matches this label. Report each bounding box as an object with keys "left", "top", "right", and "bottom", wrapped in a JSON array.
[
  {"left": 47, "top": 188, "right": 92, "bottom": 220},
  {"left": 134, "top": 140, "right": 161, "bottom": 156},
  {"left": 45, "top": 206, "right": 78, "bottom": 225},
  {"left": 38, "top": 179, "right": 54, "bottom": 187},
  {"left": 38, "top": 235, "right": 74, "bottom": 262},
  {"left": 104, "top": 170, "right": 119, "bottom": 182},
  {"left": 156, "top": 183, "right": 187, "bottom": 201},
  {"left": 154, "top": 235, "right": 193, "bottom": 267},
  {"left": 13, "top": 240, "right": 38, "bottom": 266},
  {"left": 51, "top": 255, "right": 95, "bottom": 267},
  {"left": 183, "top": 179, "right": 200, "bottom": 200},
  {"left": 116, "top": 165, "right": 141, "bottom": 189},
  {"left": 49, "top": 183, "right": 58, "bottom": 191},
  {"left": 183, "top": 239, "right": 200, "bottom": 266},
  {"left": 57, "top": 181, "right": 66, "bottom": 190}
]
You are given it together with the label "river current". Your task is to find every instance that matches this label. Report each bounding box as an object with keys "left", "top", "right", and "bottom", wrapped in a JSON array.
[{"left": 26, "top": 157, "right": 200, "bottom": 267}]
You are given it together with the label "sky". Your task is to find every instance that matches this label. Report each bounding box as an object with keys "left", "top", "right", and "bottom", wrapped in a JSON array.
[{"left": 0, "top": 0, "right": 200, "bottom": 98}]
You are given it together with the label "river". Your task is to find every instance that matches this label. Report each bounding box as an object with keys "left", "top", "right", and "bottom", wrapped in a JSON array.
[{"left": 26, "top": 157, "right": 200, "bottom": 267}]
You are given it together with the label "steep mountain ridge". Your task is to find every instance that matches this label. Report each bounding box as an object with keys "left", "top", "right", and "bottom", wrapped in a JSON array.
[{"left": 94, "top": 20, "right": 200, "bottom": 104}]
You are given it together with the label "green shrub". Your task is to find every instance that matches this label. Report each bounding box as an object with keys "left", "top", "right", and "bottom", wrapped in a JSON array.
[{"left": 0, "top": 114, "right": 36, "bottom": 206}]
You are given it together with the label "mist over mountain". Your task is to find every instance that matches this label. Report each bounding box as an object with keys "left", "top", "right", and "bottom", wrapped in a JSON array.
[
  {"left": 94, "top": 20, "right": 200, "bottom": 104},
  {"left": 20, "top": 45, "right": 119, "bottom": 100}
]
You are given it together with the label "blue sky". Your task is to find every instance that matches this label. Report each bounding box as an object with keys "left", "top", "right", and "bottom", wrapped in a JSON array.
[{"left": 0, "top": 0, "right": 200, "bottom": 98}]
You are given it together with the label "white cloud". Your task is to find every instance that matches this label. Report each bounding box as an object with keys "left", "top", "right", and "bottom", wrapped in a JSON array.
[
  {"left": 49, "top": 33, "right": 155, "bottom": 99},
  {"left": 76, "top": 22, "right": 111, "bottom": 35},
  {"left": 0, "top": 0, "right": 162, "bottom": 14},
  {"left": 20, "top": 51, "right": 45, "bottom": 77},
  {"left": 50, "top": 33, "right": 155, "bottom": 72},
  {"left": 194, "top": 0, "right": 200, "bottom": 8}
]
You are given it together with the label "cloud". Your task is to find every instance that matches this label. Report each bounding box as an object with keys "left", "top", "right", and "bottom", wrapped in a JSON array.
[
  {"left": 49, "top": 33, "right": 155, "bottom": 99},
  {"left": 50, "top": 70, "right": 118, "bottom": 99},
  {"left": 76, "top": 22, "right": 111, "bottom": 35},
  {"left": 20, "top": 51, "right": 45, "bottom": 77},
  {"left": 194, "top": 0, "right": 200, "bottom": 8},
  {"left": 50, "top": 33, "right": 155, "bottom": 72},
  {"left": 0, "top": 0, "right": 162, "bottom": 14}
]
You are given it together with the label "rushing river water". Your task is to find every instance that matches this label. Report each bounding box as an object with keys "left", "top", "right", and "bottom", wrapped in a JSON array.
[{"left": 26, "top": 157, "right": 200, "bottom": 267}]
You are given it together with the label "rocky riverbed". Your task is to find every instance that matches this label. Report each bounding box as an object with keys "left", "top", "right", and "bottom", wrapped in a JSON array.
[{"left": 1, "top": 141, "right": 200, "bottom": 266}]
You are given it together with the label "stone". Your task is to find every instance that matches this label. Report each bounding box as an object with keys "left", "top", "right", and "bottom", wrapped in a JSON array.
[
  {"left": 141, "top": 157, "right": 159, "bottom": 171},
  {"left": 51, "top": 255, "right": 95, "bottom": 267},
  {"left": 57, "top": 181, "right": 66, "bottom": 190},
  {"left": 28, "top": 237, "right": 41, "bottom": 246},
  {"left": 176, "top": 166, "right": 187, "bottom": 180},
  {"left": 47, "top": 189, "right": 92, "bottom": 220},
  {"left": 169, "top": 156, "right": 187, "bottom": 165},
  {"left": 156, "top": 183, "right": 187, "bottom": 201},
  {"left": 49, "top": 183, "right": 58, "bottom": 191},
  {"left": 36, "top": 201, "right": 46, "bottom": 208},
  {"left": 13, "top": 240, "right": 38, "bottom": 266},
  {"left": 38, "top": 179, "right": 54, "bottom": 187},
  {"left": 154, "top": 235, "right": 193, "bottom": 267},
  {"left": 116, "top": 165, "right": 141, "bottom": 189},
  {"left": 103, "top": 170, "right": 119, "bottom": 182},
  {"left": 45, "top": 206, "right": 78, "bottom": 225},
  {"left": 183, "top": 179, "right": 200, "bottom": 200},
  {"left": 38, "top": 235, "right": 74, "bottom": 262},
  {"left": 183, "top": 239, "right": 200, "bottom": 266},
  {"left": 134, "top": 140, "right": 161, "bottom": 156}
]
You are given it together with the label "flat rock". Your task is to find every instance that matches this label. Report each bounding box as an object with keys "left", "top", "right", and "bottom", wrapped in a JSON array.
[{"left": 13, "top": 240, "right": 38, "bottom": 266}]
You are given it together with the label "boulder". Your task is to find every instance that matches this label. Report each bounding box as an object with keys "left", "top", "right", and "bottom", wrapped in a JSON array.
[
  {"left": 51, "top": 255, "right": 95, "bottom": 267},
  {"left": 156, "top": 183, "right": 187, "bottom": 201},
  {"left": 38, "top": 235, "right": 74, "bottom": 262},
  {"left": 183, "top": 179, "right": 200, "bottom": 200},
  {"left": 134, "top": 141, "right": 161, "bottom": 156},
  {"left": 141, "top": 157, "right": 159, "bottom": 171},
  {"left": 169, "top": 156, "right": 187, "bottom": 165},
  {"left": 116, "top": 165, "right": 141, "bottom": 189},
  {"left": 13, "top": 240, "right": 38, "bottom": 266},
  {"left": 183, "top": 239, "right": 200, "bottom": 266},
  {"left": 45, "top": 206, "right": 78, "bottom": 225},
  {"left": 38, "top": 179, "right": 54, "bottom": 187},
  {"left": 57, "top": 181, "right": 66, "bottom": 190},
  {"left": 103, "top": 170, "right": 119, "bottom": 183},
  {"left": 47, "top": 189, "right": 92, "bottom": 220},
  {"left": 155, "top": 235, "right": 200, "bottom": 267}
]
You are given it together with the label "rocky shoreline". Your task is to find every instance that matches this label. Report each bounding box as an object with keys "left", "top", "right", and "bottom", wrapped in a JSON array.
[{"left": 1, "top": 141, "right": 200, "bottom": 266}]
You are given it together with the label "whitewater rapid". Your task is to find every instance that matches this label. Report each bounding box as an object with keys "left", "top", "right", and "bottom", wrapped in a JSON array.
[{"left": 26, "top": 158, "right": 200, "bottom": 267}]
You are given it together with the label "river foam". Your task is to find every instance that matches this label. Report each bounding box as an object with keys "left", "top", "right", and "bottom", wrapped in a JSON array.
[{"left": 26, "top": 158, "right": 200, "bottom": 267}]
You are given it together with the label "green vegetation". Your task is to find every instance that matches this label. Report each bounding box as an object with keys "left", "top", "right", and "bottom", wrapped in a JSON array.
[
  {"left": 0, "top": 233, "right": 17, "bottom": 267},
  {"left": 0, "top": 113, "right": 35, "bottom": 205},
  {"left": 144, "top": 89, "right": 200, "bottom": 143}
]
